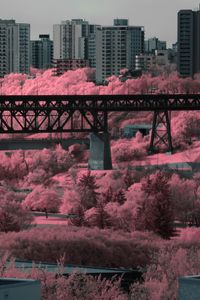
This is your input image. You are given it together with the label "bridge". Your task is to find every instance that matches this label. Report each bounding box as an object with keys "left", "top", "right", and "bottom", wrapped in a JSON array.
[{"left": 0, "top": 94, "right": 199, "bottom": 169}]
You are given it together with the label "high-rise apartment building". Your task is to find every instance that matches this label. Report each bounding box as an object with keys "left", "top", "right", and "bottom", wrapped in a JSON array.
[
  {"left": 53, "top": 19, "right": 99, "bottom": 69},
  {"left": 31, "top": 35, "right": 53, "bottom": 70},
  {"left": 178, "top": 9, "right": 200, "bottom": 77},
  {"left": 95, "top": 19, "right": 144, "bottom": 83},
  {"left": 0, "top": 19, "right": 30, "bottom": 77},
  {"left": 53, "top": 19, "right": 89, "bottom": 60},
  {"left": 87, "top": 24, "right": 101, "bottom": 68}
]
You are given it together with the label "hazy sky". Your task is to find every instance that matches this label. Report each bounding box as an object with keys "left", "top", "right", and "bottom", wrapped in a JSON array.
[{"left": 0, "top": 0, "right": 198, "bottom": 46}]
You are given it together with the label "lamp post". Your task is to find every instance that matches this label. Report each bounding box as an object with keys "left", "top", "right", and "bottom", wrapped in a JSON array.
[
  {"left": 0, "top": 80, "right": 3, "bottom": 95},
  {"left": 126, "top": 81, "right": 130, "bottom": 95},
  {"left": 20, "top": 80, "right": 24, "bottom": 95}
]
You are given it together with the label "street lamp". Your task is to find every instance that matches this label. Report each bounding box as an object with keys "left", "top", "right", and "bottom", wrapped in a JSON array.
[
  {"left": 0, "top": 80, "right": 3, "bottom": 95},
  {"left": 19, "top": 80, "right": 24, "bottom": 95}
]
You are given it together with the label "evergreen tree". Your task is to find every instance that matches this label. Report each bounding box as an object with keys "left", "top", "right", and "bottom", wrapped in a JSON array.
[
  {"left": 85, "top": 199, "right": 112, "bottom": 229},
  {"left": 102, "top": 186, "right": 114, "bottom": 204},
  {"left": 78, "top": 171, "right": 99, "bottom": 209},
  {"left": 69, "top": 204, "right": 85, "bottom": 227},
  {"left": 124, "top": 168, "right": 134, "bottom": 190},
  {"left": 113, "top": 189, "right": 127, "bottom": 205},
  {"left": 136, "top": 171, "right": 175, "bottom": 239},
  {"left": 95, "top": 200, "right": 112, "bottom": 229}
]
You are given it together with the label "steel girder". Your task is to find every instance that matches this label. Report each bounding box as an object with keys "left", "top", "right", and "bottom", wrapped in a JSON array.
[
  {"left": 0, "top": 94, "right": 200, "bottom": 112},
  {"left": 0, "top": 94, "right": 199, "bottom": 152}
]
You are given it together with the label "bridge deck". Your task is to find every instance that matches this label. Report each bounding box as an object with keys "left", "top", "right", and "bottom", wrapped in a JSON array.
[{"left": 0, "top": 94, "right": 200, "bottom": 111}]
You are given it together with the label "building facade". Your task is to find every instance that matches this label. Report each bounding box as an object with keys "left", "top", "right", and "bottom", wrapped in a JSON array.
[
  {"left": 53, "top": 19, "right": 100, "bottom": 70},
  {"left": 0, "top": 19, "right": 30, "bottom": 77},
  {"left": 178, "top": 9, "right": 200, "bottom": 77},
  {"left": 87, "top": 24, "right": 101, "bottom": 68},
  {"left": 31, "top": 35, "right": 53, "bottom": 70},
  {"left": 95, "top": 19, "right": 144, "bottom": 83},
  {"left": 135, "top": 50, "right": 169, "bottom": 72},
  {"left": 54, "top": 19, "right": 90, "bottom": 59},
  {"left": 53, "top": 59, "right": 89, "bottom": 76},
  {"left": 145, "top": 37, "right": 166, "bottom": 53}
]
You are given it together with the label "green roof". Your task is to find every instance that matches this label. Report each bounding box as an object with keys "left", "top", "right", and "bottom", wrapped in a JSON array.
[{"left": 124, "top": 124, "right": 152, "bottom": 129}]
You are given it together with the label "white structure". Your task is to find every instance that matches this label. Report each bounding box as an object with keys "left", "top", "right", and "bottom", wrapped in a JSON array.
[
  {"left": 53, "top": 19, "right": 87, "bottom": 60},
  {"left": 0, "top": 19, "right": 30, "bottom": 77},
  {"left": 155, "top": 50, "right": 169, "bottom": 66},
  {"left": 53, "top": 19, "right": 99, "bottom": 69},
  {"left": 135, "top": 54, "right": 155, "bottom": 71},
  {"left": 95, "top": 19, "right": 144, "bottom": 84},
  {"left": 135, "top": 50, "right": 169, "bottom": 71}
]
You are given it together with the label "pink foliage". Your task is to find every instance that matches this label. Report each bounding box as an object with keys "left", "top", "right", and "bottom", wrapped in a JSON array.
[
  {"left": 0, "top": 227, "right": 159, "bottom": 268},
  {"left": 0, "top": 192, "right": 32, "bottom": 232},
  {"left": 168, "top": 174, "right": 197, "bottom": 224},
  {"left": 0, "top": 68, "right": 199, "bottom": 97},
  {"left": 112, "top": 137, "right": 148, "bottom": 163},
  {"left": 0, "top": 254, "right": 127, "bottom": 300},
  {"left": 60, "top": 188, "right": 80, "bottom": 214},
  {"left": 23, "top": 186, "right": 61, "bottom": 213}
]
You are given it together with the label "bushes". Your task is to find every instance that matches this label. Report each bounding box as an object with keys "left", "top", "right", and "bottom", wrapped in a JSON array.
[
  {"left": 0, "top": 192, "right": 32, "bottom": 232},
  {"left": 129, "top": 230, "right": 200, "bottom": 300},
  {"left": 3, "top": 228, "right": 200, "bottom": 299},
  {"left": 0, "top": 227, "right": 160, "bottom": 268},
  {"left": 0, "top": 256, "right": 128, "bottom": 300},
  {"left": 112, "top": 138, "right": 147, "bottom": 163},
  {"left": 130, "top": 243, "right": 200, "bottom": 300},
  {"left": 23, "top": 186, "right": 61, "bottom": 213}
]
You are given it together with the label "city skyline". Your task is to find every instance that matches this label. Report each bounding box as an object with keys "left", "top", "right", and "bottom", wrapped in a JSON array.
[{"left": 0, "top": 0, "right": 198, "bottom": 47}]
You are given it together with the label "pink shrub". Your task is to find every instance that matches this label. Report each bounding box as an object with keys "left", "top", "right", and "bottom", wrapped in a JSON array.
[
  {"left": 112, "top": 138, "right": 147, "bottom": 163},
  {"left": 26, "top": 168, "right": 51, "bottom": 185},
  {"left": 0, "top": 255, "right": 127, "bottom": 300},
  {"left": 60, "top": 188, "right": 81, "bottom": 214},
  {"left": 0, "top": 227, "right": 160, "bottom": 268},
  {"left": 168, "top": 174, "right": 197, "bottom": 224},
  {"left": 0, "top": 192, "right": 32, "bottom": 232},
  {"left": 171, "top": 111, "right": 200, "bottom": 147},
  {"left": 23, "top": 186, "right": 61, "bottom": 213}
]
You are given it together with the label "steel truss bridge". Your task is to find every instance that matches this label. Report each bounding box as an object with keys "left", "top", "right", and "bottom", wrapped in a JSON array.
[{"left": 0, "top": 94, "right": 200, "bottom": 155}]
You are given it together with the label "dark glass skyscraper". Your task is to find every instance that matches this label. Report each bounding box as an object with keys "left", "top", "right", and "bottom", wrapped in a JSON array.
[
  {"left": 178, "top": 9, "right": 200, "bottom": 78},
  {"left": 31, "top": 35, "right": 53, "bottom": 70}
]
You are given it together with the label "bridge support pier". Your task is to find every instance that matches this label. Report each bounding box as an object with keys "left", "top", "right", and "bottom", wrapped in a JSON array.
[
  {"left": 88, "top": 133, "right": 112, "bottom": 170},
  {"left": 149, "top": 110, "right": 173, "bottom": 154}
]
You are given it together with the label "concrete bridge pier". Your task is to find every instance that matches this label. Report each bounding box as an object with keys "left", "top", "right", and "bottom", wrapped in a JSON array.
[{"left": 88, "top": 133, "right": 112, "bottom": 170}]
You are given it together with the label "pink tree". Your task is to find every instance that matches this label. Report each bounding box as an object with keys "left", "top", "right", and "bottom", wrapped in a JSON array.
[
  {"left": 135, "top": 171, "right": 175, "bottom": 239},
  {"left": 23, "top": 186, "right": 61, "bottom": 216},
  {"left": 0, "top": 192, "right": 32, "bottom": 232},
  {"left": 78, "top": 171, "right": 99, "bottom": 209},
  {"left": 168, "top": 174, "right": 197, "bottom": 225}
]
